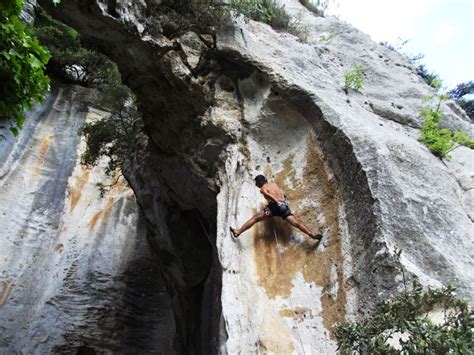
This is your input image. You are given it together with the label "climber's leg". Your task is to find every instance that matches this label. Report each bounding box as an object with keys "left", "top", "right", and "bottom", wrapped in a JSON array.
[
  {"left": 231, "top": 211, "right": 266, "bottom": 238},
  {"left": 285, "top": 214, "right": 321, "bottom": 240}
]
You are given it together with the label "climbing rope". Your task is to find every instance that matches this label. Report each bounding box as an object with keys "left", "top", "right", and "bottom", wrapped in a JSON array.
[
  {"left": 272, "top": 225, "right": 307, "bottom": 355},
  {"left": 195, "top": 210, "right": 307, "bottom": 353},
  {"left": 194, "top": 211, "right": 218, "bottom": 254}
]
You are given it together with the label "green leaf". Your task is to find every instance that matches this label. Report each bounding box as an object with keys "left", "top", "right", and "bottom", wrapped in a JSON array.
[
  {"left": 9, "top": 127, "right": 18, "bottom": 137},
  {"left": 0, "top": 2, "right": 50, "bottom": 137},
  {"left": 16, "top": 113, "right": 25, "bottom": 128},
  {"left": 29, "top": 54, "right": 43, "bottom": 69}
]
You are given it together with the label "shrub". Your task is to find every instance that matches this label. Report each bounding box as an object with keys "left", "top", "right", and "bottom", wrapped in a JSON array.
[
  {"left": 336, "top": 282, "right": 473, "bottom": 354},
  {"left": 344, "top": 64, "right": 364, "bottom": 92},
  {"left": 233, "top": 0, "right": 288, "bottom": 27},
  {"left": 81, "top": 103, "right": 138, "bottom": 176},
  {"left": 336, "top": 249, "right": 473, "bottom": 354},
  {"left": 416, "top": 64, "right": 441, "bottom": 89},
  {"left": 80, "top": 68, "right": 139, "bottom": 179},
  {"left": 0, "top": 0, "right": 51, "bottom": 138},
  {"left": 81, "top": 83, "right": 140, "bottom": 193},
  {"left": 165, "top": 0, "right": 295, "bottom": 33},
  {"left": 419, "top": 95, "right": 474, "bottom": 158},
  {"left": 419, "top": 107, "right": 454, "bottom": 158},
  {"left": 453, "top": 130, "right": 474, "bottom": 149}
]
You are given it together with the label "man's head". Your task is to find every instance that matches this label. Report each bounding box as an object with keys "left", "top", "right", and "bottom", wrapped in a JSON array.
[{"left": 254, "top": 174, "right": 267, "bottom": 188}]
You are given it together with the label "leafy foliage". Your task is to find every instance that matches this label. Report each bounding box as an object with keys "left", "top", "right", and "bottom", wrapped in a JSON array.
[
  {"left": 337, "top": 282, "right": 473, "bottom": 354},
  {"left": 32, "top": 7, "right": 139, "bottom": 187},
  {"left": 80, "top": 85, "right": 140, "bottom": 195},
  {"left": 163, "top": 0, "right": 308, "bottom": 39},
  {"left": 416, "top": 64, "right": 441, "bottom": 89},
  {"left": 449, "top": 81, "right": 474, "bottom": 101},
  {"left": 34, "top": 9, "right": 119, "bottom": 87},
  {"left": 420, "top": 95, "right": 474, "bottom": 158},
  {"left": 336, "top": 249, "right": 473, "bottom": 354},
  {"left": 81, "top": 102, "right": 138, "bottom": 176},
  {"left": 80, "top": 73, "right": 139, "bottom": 185},
  {"left": 448, "top": 81, "right": 474, "bottom": 120},
  {"left": 0, "top": 0, "right": 51, "bottom": 138},
  {"left": 419, "top": 107, "right": 454, "bottom": 158},
  {"left": 344, "top": 64, "right": 365, "bottom": 92},
  {"left": 232, "top": 0, "right": 290, "bottom": 27}
]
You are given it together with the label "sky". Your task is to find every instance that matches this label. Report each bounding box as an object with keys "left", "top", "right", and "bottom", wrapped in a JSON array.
[{"left": 325, "top": 0, "right": 474, "bottom": 89}]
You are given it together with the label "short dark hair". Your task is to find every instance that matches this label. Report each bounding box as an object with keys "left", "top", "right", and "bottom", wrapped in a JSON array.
[{"left": 254, "top": 175, "right": 267, "bottom": 186}]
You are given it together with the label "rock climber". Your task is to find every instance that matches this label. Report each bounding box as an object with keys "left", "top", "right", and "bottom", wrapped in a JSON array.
[{"left": 229, "top": 175, "right": 322, "bottom": 242}]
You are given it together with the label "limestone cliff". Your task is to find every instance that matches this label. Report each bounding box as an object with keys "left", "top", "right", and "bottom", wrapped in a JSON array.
[
  {"left": 1, "top": 0, "right": 473, "bottom": 353},
  {"left": 0, "top": 85, "right": 176, "bottom": 353}
]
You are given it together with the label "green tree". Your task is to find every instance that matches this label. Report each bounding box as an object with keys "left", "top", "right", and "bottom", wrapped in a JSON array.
[
  {"left": 449, "top": 81, "right": 474, "bottom": 120},
  {"left": 34, "top": 8, "right": 119, "bottom": 87},
  {"left": 32, "top": 6, "right": 138, "bottom": 186},
  {"left": 0, "top": 0, "right": 51, "bottom": 137},
  {"left": 81, "top": 83, "right": 140, "bottom": 178}
]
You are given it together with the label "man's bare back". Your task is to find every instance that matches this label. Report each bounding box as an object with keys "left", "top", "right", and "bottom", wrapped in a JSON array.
[{"left": 260, "top": 182, "right": 285, "bottom": 204}]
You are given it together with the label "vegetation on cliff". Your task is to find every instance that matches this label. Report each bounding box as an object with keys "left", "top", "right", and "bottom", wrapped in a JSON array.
[
  {"left": 163, "top": 0, "right": 312, "bottom": 40},
  {"left": 33, "top": 6, "right": 139, "bottom": 187},
  {"left": 344, "top": 64, "right": 365, "bottom": 93},
  {"left": 336, "top": 250, "right": 473, "bottom": 354},
  {"left": 0, "top": 0, "right": 50, "bottom": 138},
  {"left": 419, "top": 84, "right": 474, "bottom": 158},
  {"left": 449, "top": 81, "right": 474, "bottom": 120}
]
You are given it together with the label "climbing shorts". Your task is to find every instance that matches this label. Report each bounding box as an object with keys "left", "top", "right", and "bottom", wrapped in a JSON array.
[{"left": 264, "top": 202, "right": 293, "bottom": 219}]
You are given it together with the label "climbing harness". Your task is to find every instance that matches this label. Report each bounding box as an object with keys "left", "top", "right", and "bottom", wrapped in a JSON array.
[{"left": 272, "top": 225, "right": 307, "bottom": 355}]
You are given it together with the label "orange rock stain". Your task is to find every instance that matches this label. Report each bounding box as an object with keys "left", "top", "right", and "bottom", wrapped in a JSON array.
[
  {"left": 280, "top": 306, "right": 313, "bottom": 322},
  {"left": 87, "top": 197, "right": 115, "bottom": 230},
  {"left": 69, "top": 169, "right": 90, "bottom": 212},
  {"left": 32, "top": 134, "right": 53, "bottom": 177},
  {"left": 253, "top": 134, "right": 346, "bottom": 336},
  {"left": 55, "top": 243, "right": 64, "bottom": 253},
  {"left": 86, "top": 172, "right": 127, "bottom": 230}
]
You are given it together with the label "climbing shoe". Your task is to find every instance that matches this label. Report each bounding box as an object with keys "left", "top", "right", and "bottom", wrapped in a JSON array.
[{"left": 230, "top": 227, "right": 240, "bottom": 239}]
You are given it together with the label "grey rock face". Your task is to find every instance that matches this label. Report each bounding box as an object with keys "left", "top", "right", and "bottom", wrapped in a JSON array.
[
  {"left": 20, "top": 0, "right": 37, "bottom": 24},
  {"left": 0, "top": 85, "right": 177, "bottom": 353},
  {"left": 13, "top": 0, "right": 474, "bottom": 352}
]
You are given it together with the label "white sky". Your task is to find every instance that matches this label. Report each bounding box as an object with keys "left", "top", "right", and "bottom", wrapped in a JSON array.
[{"left": 326, "top": 0, "right": 474, "bottom": 88}]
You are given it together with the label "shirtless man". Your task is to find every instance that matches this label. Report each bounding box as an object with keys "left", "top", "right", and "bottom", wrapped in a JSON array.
[{"left": 229, "top": 175, "right": 322, "bottom": 241}]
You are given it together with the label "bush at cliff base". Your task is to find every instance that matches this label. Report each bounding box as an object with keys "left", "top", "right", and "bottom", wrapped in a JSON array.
[{"left": 336, "top": 280, "right": 473, "bottom": 354}]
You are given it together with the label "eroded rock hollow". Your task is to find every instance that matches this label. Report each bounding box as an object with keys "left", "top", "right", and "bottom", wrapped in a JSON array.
[{"left": 1, "top": 0, "right": 472, "bottom": 353}]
